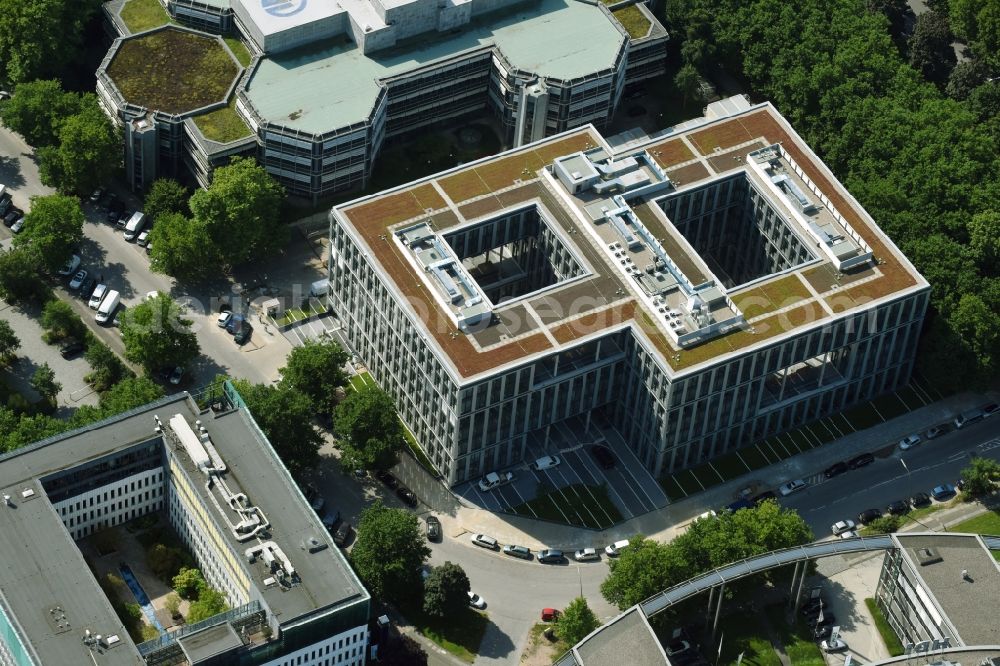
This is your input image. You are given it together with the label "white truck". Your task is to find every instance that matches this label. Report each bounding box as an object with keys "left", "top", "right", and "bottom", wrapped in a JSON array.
[
  {"left": 123, "top": 212, "right": 146, "bottom": 241},
  {"left": 95, "top": 289, "right": 120, "bottom": 324}
]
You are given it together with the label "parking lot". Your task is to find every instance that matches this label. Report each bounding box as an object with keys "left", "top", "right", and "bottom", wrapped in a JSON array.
[{"left": 456, "top": 418, "right": 669, "bottom": 529}]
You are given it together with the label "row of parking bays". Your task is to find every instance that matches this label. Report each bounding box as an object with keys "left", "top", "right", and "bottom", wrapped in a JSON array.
[{"left": 456, "top": 419, "right": 669, "bottom": 524}]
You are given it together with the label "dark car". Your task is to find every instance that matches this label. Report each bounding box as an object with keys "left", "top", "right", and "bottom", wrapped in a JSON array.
[
  {"left": 234, "top": 323, "right": 253, "bottom": 345},
  {"left": 59, "top": 340, "right": 86, "bottom": 359},
  {"left": 425, "top": 516, "right": 441, "bottom": 541},
  {"left": 226, "top": 313, "right": 246, "bottom": 334},
  {"left": 333, "top": 522, "right": 352, "bottom": 547},
  {"left": 814, "top": 612, "right": 837, "bottom": 628},
  {"left": 375, "top": 470, "right": 398, "bottom": 489},
  {"left": 590, "top": 445, "right": 616, "bottom": 470},
  {"left": 537, "top": 549, "right": 564, "bottom": 564},
  {"left": 911, "top": 491, "right": 931, "bottom": 507},
  {"left": 396, "top": 485, "right": 417, "bottom": 507},
  {"left": 89, "top": 187, "right": 105, "bottom": 204},
  {"left": 813, "top": 624, "right": 833, "bottom": 640},
  {"left": 857, "top": 508, "right": 883, "bottom": 525},
  {"left": 886, "top": 500, "right": 909, "bottom": 516},
  {"left": 848, "top": 452, "right": 875, "bottom": 469},
  {"left": 751, "top": 490, "right": 777, "bottom": 506},
  {"left": 79, "top": 276, "right": 97, "bottom": 299},
  {"left": 983, "top": 402, "right": 1000, "bottom": 417},
  {"left": 931, "top": 484, "right": 956, "bottom": 501},
  {"left": 824, "top": 462, "right": 848, "bottom": 479},
  {"left": 3, "top": 208, "right": 23, "bottom": 227},
  {"left": 800, "top": 597, "right": 824, "bottom": 616}
]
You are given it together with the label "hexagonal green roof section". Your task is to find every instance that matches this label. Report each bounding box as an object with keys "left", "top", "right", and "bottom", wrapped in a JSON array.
[{"left": 106, "top": 26, "right": 242, "bottom": 115}]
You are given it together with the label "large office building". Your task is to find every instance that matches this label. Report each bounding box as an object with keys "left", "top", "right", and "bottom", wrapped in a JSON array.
[
  {"left": 98, "top": 0, "right": 667, "bottom": 198},
  {"left": 325, "top": 97, "right": 929, "bottom": 486},
  {"left": 0, "top": 388, "right": 370, "bottom": 666}
]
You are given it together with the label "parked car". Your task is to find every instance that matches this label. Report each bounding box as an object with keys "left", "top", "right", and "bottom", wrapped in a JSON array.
[
  {"left": 425, "top": 515, "right": 441, "bottom": 541},
  {"left": 333, "top": 522, "right": 352, "bottom": 547},
  {"left": 665, "top": 640, "right": 691, "bottom": 657},
  {"left": 800, "top": 598, "right": 824, "bottom": 616},
  {"left": 898, "top": 434, "right": 921, "bottom": 450},
  {"left": 375, "top": 470, "right": 398, "bottom": 489},
  {"left": 226, "top": 313, "right": 247, "bottom": 334},
  {"left": 778, "top": 479, "right": 807, "bottom": 496},
  {"left": 931, "top": 484, "right": 956, "bottom": 501},
  {"left": 136, "top": 230, "right": 150, "bottom": 247},
  {"left": 217, "top": 311, "right": 233, "bottom": 328},
  {"left": 79, "top": 276, "right": 97, "bottom": 299},
  {"left": 537, "top": 549, "right": 564, "bottom": 564},
  {"left": 820, "top": 638, "right": 848, "bottom": 653},
  {"left": 830, "top": 520, "right": 856, "bottom": 536},
  {"left": 541, "top": 608, "right": 560, "bottom": 622},
  {"left": 89, "top": 283, "right": 108, "bottom": 309},
  {"left": 89, "top": 187, "right": 105, "bottom": 204},
  {"left": 911, "top": 492, "right": 932, "bottom": 507},
  {"left": 396, "top": 486, "right": 417, "bottom": 507},
  {"left": 814, "top": 612, "right": 837, "bottom": 628},
  {"left": 954, "top": 408, "right": 985, "bottom": 429},
  {"left": 857, "top": 508, "right": 883, "bottom": 525},
  {"left": 168, "top": 366, "right": 184, "bottom": 385},
  {"left": 470, "top": 533, "right": 499, "bottom": 550},
  {"left": 824, "top": 462, "right": 848, "bottom": 479},
  {"left": 478, "top": 471, "right": 514, "bottom": 491},
  {"left": 924, "top": 426, "right": 944, "bottom": 440},
  {"left": 234, "top": 323, "right": 253, "bottom": 345},
  {"left": 574, "top": 547, "right": 599, "bottom": 562},
  {"left": 322, "top": 510, "right": 340, "bottom": 531},
  {"left": 839, "top": 530, "right": 859, "bottom": 539},
  {"left": 59, "top": 340, "right": 86, "bottom": 359},
  {"left": 983, "top": 402, "right": 999, "bottom": 417},
  {"left": 813, "top": 624, "right": 832, "bottom": 640},
  {"left": 590, "top": 445, "right": 616, "bottom": 469},
  {"left": 467, "top": 592, "right": 486, "bottom": 609},
  {"left": 886, "top": 500, "right": 909, "bottom": 516},
  {"left": 10, "top": 215, "right": 25, "bottom": 233},
  {"left": 605, "top": 539, "right": 630, "bottom": 557},
  {"left": 68, "top": 269, "right": 88, "bottom": 291},
  {"left": 848, "top": 452, "right": 875, "bottom": 469},
  {"left": 3, "top": 207, "right": 22, "bottom": 227},
  {"left": 503, "top": 544, "right": 532, "bottom": 560},
  {"left": 531, "top": 455, "right": 561, "bottom": 471},
  {"left": 57, "top": 255, "right": 81, "bottom": 276}
]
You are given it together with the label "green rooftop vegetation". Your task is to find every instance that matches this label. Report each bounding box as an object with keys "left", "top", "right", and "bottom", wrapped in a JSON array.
[
  {"left": 224, "top": 37, "right": 252, "bottom": 68},
  {"left": 120, "top": 0, "right": 171, "bottom": 33},
  {"left": 107, "top": 28, "right": 240, "bottom": 115},
  {"left": 612, "top": 4, "right": 651, "bottom": 39},
  {"left": 193, "top": 98, "right": 252, "bottom": 143}
]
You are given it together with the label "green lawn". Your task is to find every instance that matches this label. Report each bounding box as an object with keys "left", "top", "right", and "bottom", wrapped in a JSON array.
[
  {"left": 511, "top": 483, "right": 623, "bottom": 529},
  {"left": 193, "top": 99, "right": 252, "bottom": 143},
  {"left": 865, "top": 598, "right": 904, "bottom": 656},
  {"left": 223, "top": 36, "right": 252, "bottom": 67},
  {"left": 119, "top": 0, "right": 170, "bottom": 33},
  {"left": 949, "top": 510, "right": 1000, "bottom": 535},
  {"left": 716, "top": 613, "right": 781, "bottom": 666},
  {"left": 274, "top": 299, "right": 326, "bottom": 326},
  {"left": 765, "top": 606, "right": 825, "bottom": 666},
  {"left": 612, "top": 5, "right": 652, "bottom": 38},
  {"left": 401, "top": 603, "right": 487, "bottom": 663},
  {"left": 348, "top": 371, "right": 376, "bottom": 392}
]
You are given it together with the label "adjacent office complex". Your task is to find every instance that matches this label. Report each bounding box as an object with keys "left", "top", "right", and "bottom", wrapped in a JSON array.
[
  {"left": 326, "top": 98, "right": 929, "bottom": 486},
  {"left": 0, "top": 389, "right": 370, "bottom": 666},
  {"left": 97, "top": 0, "right": 667, "bottom": 198}
]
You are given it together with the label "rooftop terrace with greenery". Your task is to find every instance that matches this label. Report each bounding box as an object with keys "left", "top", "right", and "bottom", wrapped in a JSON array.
[
  {"left": 106, "top": 28, "right": 241, "bottom": 115},
  {"left": 193, "top": 98, "right": 252, "bottom": 143}
]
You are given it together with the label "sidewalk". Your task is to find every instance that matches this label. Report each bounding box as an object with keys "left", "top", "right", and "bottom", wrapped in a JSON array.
[{"left": 427, "top": 392, "right": 987, "bottom": 552}]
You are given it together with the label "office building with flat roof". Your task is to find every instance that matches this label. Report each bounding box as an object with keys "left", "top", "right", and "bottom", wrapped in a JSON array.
[
  {"left": 98, "top": 0, "right": 667, "bottom": 199},
  {"left": 326, "top": 97, "right": 929, "bottom": 486},
  {"left": 0, "top": 387, "right": 370, "bottom": 666}
]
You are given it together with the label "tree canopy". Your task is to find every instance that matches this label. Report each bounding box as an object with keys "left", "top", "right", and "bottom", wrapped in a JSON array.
[
  {"left": 143, "top": 179, "right": 190, "bottom": 222},
  {"left": 230, "top": 379, "right": 322, "bottom": 476},
  {"left": 148, "top": 212, "right": 222, "bottom": 283},
  {"left": 0, "top": 320, "right": 20, "bottom": 364},
  {"left": 558, "top": 597, "right": 600, "bottom": 646},
  {"left": 39, "top": 97, "right": 121, "bottom": 195},
  {"left": 97, "top": 377, "right": 164, "bottom": 416},
  {"left": 0, "top": 80, "right": 83, "bottom": 146},
  {"left": 30, "top": 363, "right": 61, "bottom": 403},
  {"left": 0, "top": 0, "right": 102, "bottom": 85},
  {"left": 334, "top": 386, "right": 404, "bottom": 471},
  {"left": 422, "top": 561, "right": 470, "bottom": 618},
  {"left": 350, "top": 500, "right": 430, "bottom": 602},
  {"left": 0, "top": 249, "right": 49, "bottom": 304},
  {"left": 279, "top": 339, "right": 350, "bottom": 414},
  {"left": 601, "top": 501, "right": 812, "bottom": 610},
  {"left": 13, "top": 195, "right": 84, "bottom": 274},
  {"left": 189, "top": 157, "right": 287, "bottom": 267},
  {"left": 960, "top": 457, "right": 1000, "bottom": 498},
  {"left": 119, "top": 293, "right": 200, "bottom": 373}
]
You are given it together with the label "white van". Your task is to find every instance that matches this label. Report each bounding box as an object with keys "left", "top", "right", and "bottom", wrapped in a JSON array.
[
  {"left": 309, "top": 279, "right": 330, "bottom": 298},
  {"left": 123, "top": 212, "right": 146, "bottom": 241},
  {"left": 95, "top": 289, "right": 120, "bottom": 324},
  {"left": 605, "top": 539, "right": 630, "bottom": 557}
]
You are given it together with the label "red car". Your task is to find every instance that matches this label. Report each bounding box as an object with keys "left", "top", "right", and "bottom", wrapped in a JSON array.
[{"left": 541, "top": 608, "right": 560, "bottom": 622}]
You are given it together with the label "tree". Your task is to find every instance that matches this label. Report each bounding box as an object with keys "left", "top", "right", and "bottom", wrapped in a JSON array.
[
  {"left": 143, "top": 179, "right": 190, "bottom": 223},
  {"left": 186, "top": 587, "right": 228, "bottom": 623},
  {"left": 172, "top": 567, "right": 206, "bottom": 600},
  {"left": 279, "top": 339, "right": 350, "bottom": 414},
  {"left": 0, "top": 0, "right": 101, "bottom": 85},
  {"left": 98, "top": 377, "right": 164, "bottom": 417},
  {"left": 968, "top": 210, "right": 1000, "bottom": 273},
  {"left": 0, "top": 80, "right": 82, "bottom": 146},
  {"left": 379, "top": 635, "right": 428, "bottom": 666},
  {"left": 558, "top": 597, "right": 599, "bottom": 646},
  {"left": 31, "top": 363, "right": 61, "bottom": 403},
  {"left": 119, "top": 293, "right": 200, "bottom": 373},
  {"left": 960, "top": 457, "right": 1000, "bottom": 498},
  {"left": 908, "top": 11, "right": 957, "bottom": 86},
  {"left": 674, "top": 63, "right": 703, "bottom": 106},
  {"left": 949, "top": 0, "right": 1000, "bottom": 68},
  {"left": 947, "top": 294, "right": 1000, "bottom": 378},
  {"left": 164, "top": 594, "right": 182, "bottom": 619},
  {"left": 867, "top": 515, "right": 902, "bottom": 534},
  {"left": 334, "top": 386, "right": 404, "bottom": 471},
  {"left": 866, "top": 0, "right": 909, "bottom": 36},
  {"left": 189, "top": 157, "right": 287, "bottom": 267},
  {"left": 39, "top": 98, "right": 120, "bottom": 195},
  {"left": 350, "top": 500, "right": 430, "bottom": 602},
  {"left": 84, "top": 342, "right": 134, "bottom": 392},
  {"left": 41, "top": 299, "right": 85, "bottom": 342},
  {"left": 422, "top": 561, "right": 470, "bottom": 618},
  {"left": 602, "top": 501, "right": 812, "bottom": 610},
  {"left": 12, "top": 195, "right": 84, "bottom": 274},
  {"left": 945, "top": 60, "right": 987, "bottom": 100},
  {"left": 0, "top": 249, "right": 48, "bottom": 304},
  {"left": 0, "top": 320, "right": 20, "bottom": 365},
  {"left": 230, "top": 380, "right": 322, "bottom": 475},
  {"left": 148, "top": 213, "right": 222, "bottom": 283}
]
